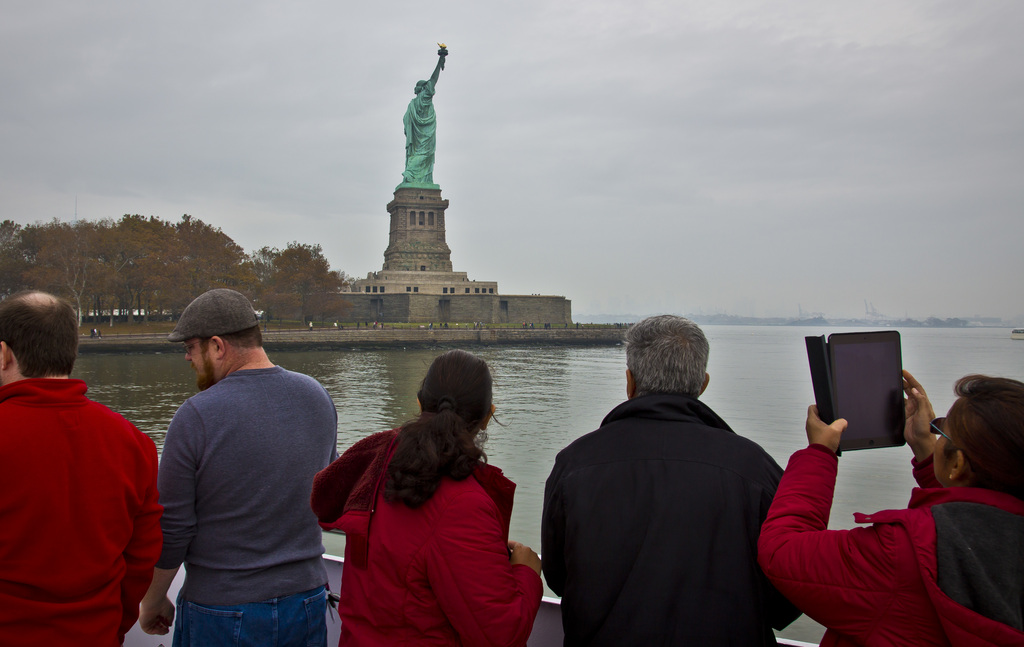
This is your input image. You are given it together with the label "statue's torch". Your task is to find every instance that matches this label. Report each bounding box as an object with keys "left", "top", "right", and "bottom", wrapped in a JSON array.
[{"left": 437, "top": 43, "right": 448, "bottom": 69}]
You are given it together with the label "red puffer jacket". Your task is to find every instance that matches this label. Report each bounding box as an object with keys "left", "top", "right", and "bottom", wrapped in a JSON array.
[
  {"left": 312, "top": 430, "right": 542, "bottom": 647},
  {"left": 758, "top": 445, "right": 1024, "bottom": 646}
]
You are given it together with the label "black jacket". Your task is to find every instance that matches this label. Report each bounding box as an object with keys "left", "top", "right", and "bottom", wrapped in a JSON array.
[{"left": 541, "top": 393, "right": 800, "bottom": 646}]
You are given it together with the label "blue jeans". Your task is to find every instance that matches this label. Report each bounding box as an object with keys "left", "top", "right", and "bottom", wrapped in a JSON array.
[{"left": 172, "top": 586, "right": 327, "bottom": 647}]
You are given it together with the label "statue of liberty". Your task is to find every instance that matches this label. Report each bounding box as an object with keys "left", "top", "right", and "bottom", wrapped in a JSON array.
[{"left": 400, "top": 45, "right": 447, "bottom": 188}]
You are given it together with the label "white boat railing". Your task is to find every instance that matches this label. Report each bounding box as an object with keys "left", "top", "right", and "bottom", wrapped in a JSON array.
[{"left": 123, "top": 554, "right": 817, "bottom": 647}]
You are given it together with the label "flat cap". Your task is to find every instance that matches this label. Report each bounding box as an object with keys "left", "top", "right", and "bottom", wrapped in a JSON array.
[{"left": 168, "top": 289, "right": 259, "bottom": 342}]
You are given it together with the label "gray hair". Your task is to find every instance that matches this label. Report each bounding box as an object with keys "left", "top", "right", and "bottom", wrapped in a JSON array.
[{"left": 625, "top": 315, "right": 709, "bottom": 397}]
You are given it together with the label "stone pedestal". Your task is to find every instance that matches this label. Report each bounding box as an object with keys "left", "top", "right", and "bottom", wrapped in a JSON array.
[{"left": 382, "top": 187, "right": 452, "bottom": 272}]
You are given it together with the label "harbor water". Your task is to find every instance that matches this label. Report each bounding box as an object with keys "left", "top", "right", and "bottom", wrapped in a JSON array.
[{"left": 75, "top": 325, "right": 1023, "bottom": 643}]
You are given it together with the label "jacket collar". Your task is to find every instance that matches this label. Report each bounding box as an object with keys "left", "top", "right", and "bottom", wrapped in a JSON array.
[
  {"left": 0, "top": 378, "right": 88, "bottom": 406},
  {"left": 602, "top": 393, "right": 734, "bottom": 434},
  {"left": 859, "top": 485, "right": 1024, "bottom": 525}
]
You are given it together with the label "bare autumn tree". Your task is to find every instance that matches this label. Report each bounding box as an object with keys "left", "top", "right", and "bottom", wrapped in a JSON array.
[
  {"left": 171, "top": 215, "right": 255, "bottom": 313},
  {"left": 0, "top": 220, "right": 30, "bottom": 298},
  {"left": 253, "top": 242, "right": 350, "bottom": 324},
  {"left": 310, "top": 270, "right": 352, "bottom": 323},
  {"left": 21, "top": 219, "right": 101, "bottom": 325},
  {"left": 96, "top": 215, "right": 182, "bottom": 325},
  {"left": 249, "top": 246, "right": 295, "bottom": 323}
]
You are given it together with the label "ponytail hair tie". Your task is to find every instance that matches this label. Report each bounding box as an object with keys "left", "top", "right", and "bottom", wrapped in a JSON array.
[{"left": 436, "top": 396, "right": 457, "bottom": 412}]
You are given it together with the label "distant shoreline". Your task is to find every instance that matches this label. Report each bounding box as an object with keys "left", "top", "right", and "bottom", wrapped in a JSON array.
[
  {"left": 583, "top": 315, "right": 1015, "bottom": 328},
  {"left": 77, "top": 327, "right": 627, "bottom": 354},
  {"left": 76, "top": 318, "right": 1023, "bottom": 355}
]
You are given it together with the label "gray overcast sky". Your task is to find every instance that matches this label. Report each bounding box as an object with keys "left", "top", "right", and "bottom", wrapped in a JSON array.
[{"left": 2, "top": 1, "right": 1022, "bottom": 320}]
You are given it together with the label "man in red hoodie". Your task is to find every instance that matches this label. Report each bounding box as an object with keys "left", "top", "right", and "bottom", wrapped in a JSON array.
[{"left": 0, "top": 291, "right": 163, "bottom": 646}]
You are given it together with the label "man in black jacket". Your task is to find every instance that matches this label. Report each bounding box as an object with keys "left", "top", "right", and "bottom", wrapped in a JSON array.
[{"left": 541, "top": 315, "right": 799, "bottom": 646}]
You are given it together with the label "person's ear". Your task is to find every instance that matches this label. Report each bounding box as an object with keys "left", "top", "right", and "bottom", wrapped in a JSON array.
[
  {"left": 626, "top": 369, "right": 637, "bottom": 399},
  {"left": 698, "top": 372, "right": 710, "bottom": 397},
  {"left": 208, "top": 336, "right": 227, "bottom": 359},
  {"left": 948, "top": 450, "right": 976, "bottom": 487},
  {"left": 0, "top": 341, "right": 25, "bottom": 385},
  {"left": 0, "top": 341, "right": 12, "bottom": 372}
]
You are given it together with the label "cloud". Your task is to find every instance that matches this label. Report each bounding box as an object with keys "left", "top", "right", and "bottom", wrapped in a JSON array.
[{"left": 2, "top": 0, "right": 1022, "bottom": 320}]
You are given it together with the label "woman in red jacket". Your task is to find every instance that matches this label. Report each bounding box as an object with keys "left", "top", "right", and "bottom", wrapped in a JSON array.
[
  {"left": 758, "top": 371, "right": 1024, "bottom": 646},
  {"left": 311, "top": 349, "right": 543, "bottom": 647}
]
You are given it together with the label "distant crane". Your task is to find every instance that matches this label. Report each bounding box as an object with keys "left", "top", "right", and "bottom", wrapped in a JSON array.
[{"left": 864, "top": 300, "right": 885, "bottom": 319}]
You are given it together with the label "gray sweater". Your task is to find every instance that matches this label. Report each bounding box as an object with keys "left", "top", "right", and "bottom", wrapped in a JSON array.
[{"left": 157, "top": 366, "right": 338, "bottom": 604}]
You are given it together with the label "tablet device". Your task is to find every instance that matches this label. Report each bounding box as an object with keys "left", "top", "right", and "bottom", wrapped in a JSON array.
[
  {"left": 805, "top": 335, "right": 836, "bottom": 425},
  {"left": 805, "top": 331, "right": 906, "bottom": 452}
]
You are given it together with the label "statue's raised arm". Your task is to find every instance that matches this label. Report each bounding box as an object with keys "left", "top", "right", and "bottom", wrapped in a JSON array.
[
  {"left": 400, "top": 45, "right": 448, "bottom": 188},
  {"left": 430, "top": 43, "right": 446, "bottom": 84}
]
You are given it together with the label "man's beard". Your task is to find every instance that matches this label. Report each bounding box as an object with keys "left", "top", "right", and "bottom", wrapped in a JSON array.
[{"left": 195, "top": 352, "right": 216, "bottom": 391}]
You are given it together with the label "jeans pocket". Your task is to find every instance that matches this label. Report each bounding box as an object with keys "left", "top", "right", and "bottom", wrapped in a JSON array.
[
  {"left": 186, "top": 601, "right": 243, "bottom": 647},
  {"left": 303, "top": 588, "right": 329, "bottom": 647}
]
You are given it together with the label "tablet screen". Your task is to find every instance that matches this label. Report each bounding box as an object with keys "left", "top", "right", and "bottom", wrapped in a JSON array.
[{"left": 829, "top": 331, "right": 905, "bottom": 451}]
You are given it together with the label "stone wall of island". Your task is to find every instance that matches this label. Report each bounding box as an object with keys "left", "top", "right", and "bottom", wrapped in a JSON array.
[{"left": 77, "top": 326, "right": 625, "bottom": 354}]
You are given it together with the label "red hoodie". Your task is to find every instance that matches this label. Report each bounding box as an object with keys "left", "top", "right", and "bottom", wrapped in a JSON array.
[
  {"left": 0, "top": 379, "right": 162, "bottom": 646},
  {"left": 759, "top": 444, "right": 1024, "bottom": 646},
  {"left": 312, "top": 429, "right": 542, "bottom": 647}
]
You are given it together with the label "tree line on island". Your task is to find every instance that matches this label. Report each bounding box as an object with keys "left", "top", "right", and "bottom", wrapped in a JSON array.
[{"left": 0, "top": 215, "right": 352, "bottom": 326}]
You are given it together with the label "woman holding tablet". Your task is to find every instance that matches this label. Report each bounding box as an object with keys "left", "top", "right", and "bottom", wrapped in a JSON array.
[{"left": 758, "top": 370, "right": 1024, "bottom": 646}]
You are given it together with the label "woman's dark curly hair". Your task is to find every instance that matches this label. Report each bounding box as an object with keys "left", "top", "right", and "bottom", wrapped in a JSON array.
[{"left": 385, "top": 349, "right": 492, "bottom": 508}]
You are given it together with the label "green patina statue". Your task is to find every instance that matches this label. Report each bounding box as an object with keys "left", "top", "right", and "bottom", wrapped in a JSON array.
[{"left": 399, "top": 45, "right": 448, "bottom": 188}]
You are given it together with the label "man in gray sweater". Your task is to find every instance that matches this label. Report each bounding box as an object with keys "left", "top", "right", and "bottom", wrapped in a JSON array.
[{"left": 139, "top": 289, "right": 338, "bottom": 646}]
